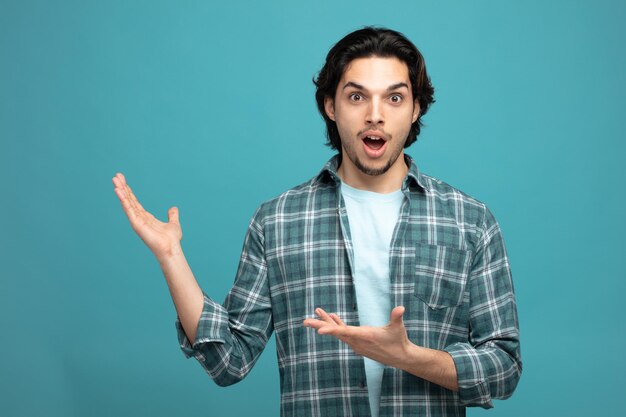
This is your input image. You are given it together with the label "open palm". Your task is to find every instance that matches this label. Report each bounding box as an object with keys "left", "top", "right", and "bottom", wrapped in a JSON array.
[{"left": 112, "top": 173, "right": 182, "bottom": 261}]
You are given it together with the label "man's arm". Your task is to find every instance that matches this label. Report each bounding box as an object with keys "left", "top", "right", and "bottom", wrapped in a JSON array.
[
  {"left": 112, "top": 173, "right": 204, "bottom": 342},
  {"left": 442, "top": 207, "right": 522, "bottom": 407},
  {"left": 113, "top": 173, "right": 273, "bottom": 386},
  {"left": 303, "top": 306, "right": 458, "bottom": 391},
  {"left": 304, "top": 206, "right": 521, "bottom": 405},
  {"left": 174, "top": 206, "right": 272, "bottom": 386}
]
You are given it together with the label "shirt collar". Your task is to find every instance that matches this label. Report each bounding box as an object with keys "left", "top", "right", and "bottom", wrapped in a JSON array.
[{"left": 314, "top": 153, "right": 429, "bottom": 192}]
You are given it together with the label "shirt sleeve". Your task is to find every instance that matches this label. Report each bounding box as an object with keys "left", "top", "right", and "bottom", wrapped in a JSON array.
[
  {"left": 175, "top": 207, "right": 273, "bottom": 387},
  {"left": 444, "top": 206, "right": 522, "bottom": 407}
]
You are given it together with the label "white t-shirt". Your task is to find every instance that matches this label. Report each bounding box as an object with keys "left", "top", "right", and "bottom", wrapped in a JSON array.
[{"left": 340, "top": 182, "right": 404, "bottom": 417}]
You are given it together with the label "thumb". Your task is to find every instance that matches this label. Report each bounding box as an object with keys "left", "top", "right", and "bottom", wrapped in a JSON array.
[
  {"left": 389, "top": 306, "right": 405, "bottom": 327},
  {"left": 168, "top": 206, "right": 180, "bottom": 224}
]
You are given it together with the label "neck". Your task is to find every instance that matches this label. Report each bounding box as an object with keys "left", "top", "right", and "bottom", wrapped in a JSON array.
[{"left": 337, "top": 151, "right": 408, "bottom": 194}]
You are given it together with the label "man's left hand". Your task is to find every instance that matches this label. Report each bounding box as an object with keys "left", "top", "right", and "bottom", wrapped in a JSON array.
[
  {"left": 303, "top": 306, "right": 459, "bottom": 391},
  {"left": 303, "top": 306, "right": 411, "bottom": 369}
]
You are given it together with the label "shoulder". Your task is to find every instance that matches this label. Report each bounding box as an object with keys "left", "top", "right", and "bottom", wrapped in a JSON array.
[
  {"left": 422, "top": 172, "right": 486, "bottom": 207},
  {"left": 251, "top": 175, "right": 337, "bottom": 226},
  {"left": 419, "top": 172, "right": 498, "bottom": 232}
]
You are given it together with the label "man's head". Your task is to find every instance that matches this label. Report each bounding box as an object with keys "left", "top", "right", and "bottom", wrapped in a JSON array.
[{"left": 314, "top": 27, "right": 435, "bottom": 159}]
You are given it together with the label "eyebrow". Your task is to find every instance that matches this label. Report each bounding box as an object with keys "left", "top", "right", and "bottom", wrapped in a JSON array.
[{"left": 342, "top": 81, "right": 409, "bottom": 92}]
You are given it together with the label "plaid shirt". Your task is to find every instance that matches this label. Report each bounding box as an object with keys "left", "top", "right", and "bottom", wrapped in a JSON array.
[{"left": 176, "top": 154, "right": 522, "bottom": 416}]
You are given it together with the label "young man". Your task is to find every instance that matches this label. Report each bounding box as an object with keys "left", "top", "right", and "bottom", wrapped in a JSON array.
[{"left": 113, "top": 27, "right": 521, "bottom": 417}]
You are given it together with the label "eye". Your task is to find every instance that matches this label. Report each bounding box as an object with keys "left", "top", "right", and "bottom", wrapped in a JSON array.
[
  {"left": 389, "top": 94, "right": 403, "bottom": 103},
  {"left": 349, "top": 93, "right": 363, "bottom": 102}
]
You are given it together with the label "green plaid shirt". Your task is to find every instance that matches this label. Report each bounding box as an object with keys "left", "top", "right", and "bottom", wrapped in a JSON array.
[{"left": 176, "top": 154, "right": 522, "bottom": 416}]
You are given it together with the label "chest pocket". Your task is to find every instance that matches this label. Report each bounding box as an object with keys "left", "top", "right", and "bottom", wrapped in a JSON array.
[{"left": 413, "top": 243, "right": 473, "bottom": 309}]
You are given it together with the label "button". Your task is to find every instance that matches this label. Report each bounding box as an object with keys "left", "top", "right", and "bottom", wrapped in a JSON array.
[
  {"left": 352, "top": 303, "right": 357, "bottom": 310},
  {"left": 358, "top": 381, "right": 366, "bottom": 389}
]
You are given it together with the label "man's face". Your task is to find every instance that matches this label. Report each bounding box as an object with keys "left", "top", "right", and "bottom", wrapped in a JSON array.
[{"left": 324, "top": 56, "right": 420, "bottom": 177}]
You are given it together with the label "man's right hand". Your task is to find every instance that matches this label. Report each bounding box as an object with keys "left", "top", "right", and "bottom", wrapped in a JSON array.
[{"left": 112, "top": 173, "right": 183, "bottom": 262}]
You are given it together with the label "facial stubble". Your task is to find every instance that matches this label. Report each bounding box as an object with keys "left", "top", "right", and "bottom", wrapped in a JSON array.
[{"left": 342, "top": 132, "right": 405, "bottom": 177}]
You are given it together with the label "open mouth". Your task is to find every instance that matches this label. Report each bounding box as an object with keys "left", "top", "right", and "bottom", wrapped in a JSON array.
[
  {"left": 360, "top": 131, "right": 388, "bottom": 157},
  {"left": 363, "top": 135, "right": 385, "bottom": 150}
]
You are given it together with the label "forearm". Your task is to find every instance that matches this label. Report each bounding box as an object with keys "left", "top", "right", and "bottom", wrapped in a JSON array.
[
  {"left": 396, "top": 343, "right": 458, "bottom": 392},
  {"left": 306, "top": 307, "right": 460, "bottom": 391},
  {"left": 158, "top": 244, "right": 204, "bottom": 343},
  {"left": 172, "top": 212, "right": 274, "bottom": 387}
]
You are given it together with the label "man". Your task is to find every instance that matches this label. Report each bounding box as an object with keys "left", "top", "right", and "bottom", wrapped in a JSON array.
[{"left": 113, "top": 27, "right": 521, "bottom": 417}]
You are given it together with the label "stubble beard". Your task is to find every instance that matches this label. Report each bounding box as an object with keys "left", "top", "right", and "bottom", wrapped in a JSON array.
[{"left": 343, "top": 137, "right": 405, "bottom": 177}]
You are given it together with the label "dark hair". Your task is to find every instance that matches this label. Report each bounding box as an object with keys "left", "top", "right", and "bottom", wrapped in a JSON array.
[{"left": 313, "top": 26, "right": 435, "bottom": 151}]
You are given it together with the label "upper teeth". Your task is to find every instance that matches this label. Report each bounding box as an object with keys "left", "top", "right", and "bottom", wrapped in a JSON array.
[{"left": 366, "top": 136, "right": 382, "bottom": 140}]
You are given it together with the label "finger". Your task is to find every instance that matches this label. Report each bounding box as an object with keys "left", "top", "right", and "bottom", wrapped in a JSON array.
[
  {"left": 117, "top": 175, "right": 135, "bottom": 207},
  {"left": 304, "top": 318, "right": 349, "bottom": 340},
  {"left": 123, "top": 186, "right": 141, "bottom": 218},
  {"left": 113, "top": 174, "right": 127, "bottom": 194},
  {"left": 303, "top": 318, "right": 331, "bottom": 331},
  {"left": 126, "top": 184, "right": 146, "bottom": 213},
  {"left": 317, "top": 326, "right": 339, "bottom": 336},
  {"left": 117, "top": 182, "right": 147, "bottom": 225},
  {"left": 389, "top": 306, "right": 406, "bottom": 327},
  {"left": 319, "top": 324, "right": 353, "bottom": 338},
  {"left": 315, "top": 308, "right": 336, "bottom": 324},
  {"left": 329, "top": 313, "right": 346, "bottom": 326},
  {"left": 168, "top": 206, "right": 180, "bottom": 224},
  {"left": 112, "top": 177, "right": 134, "bottom": 213},
  {"left": 115, "top": 173, "right": 136, "bottom": 209},
  {"left": 114, "top": 186, "right": 137, "bottom": 220}
]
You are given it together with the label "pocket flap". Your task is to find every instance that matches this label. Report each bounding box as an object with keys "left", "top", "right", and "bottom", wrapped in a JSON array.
[{"left": 413, "top": 243, "right": 472, "bottom": 309}]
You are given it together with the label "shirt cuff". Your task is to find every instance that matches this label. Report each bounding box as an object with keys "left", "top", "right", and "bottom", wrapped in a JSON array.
[
  {"left": 444, "top": 342, "right": 493, "bottom": 408},
  {"left": 175, "top": 291, "right": 227, "bottom": 359}
]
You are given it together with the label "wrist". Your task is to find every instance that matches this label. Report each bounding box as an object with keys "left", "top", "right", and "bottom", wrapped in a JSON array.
[
  {"left": 397, "top": 340, "right": 423, "bottom": 370},
  {"left": 156, "top": 243, "right": 185, "bottom": 266}
]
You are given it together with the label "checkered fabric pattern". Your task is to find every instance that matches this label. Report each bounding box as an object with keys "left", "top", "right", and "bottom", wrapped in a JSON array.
[{"left": 176, "top": 154, "right": 522, "bottom": 416}]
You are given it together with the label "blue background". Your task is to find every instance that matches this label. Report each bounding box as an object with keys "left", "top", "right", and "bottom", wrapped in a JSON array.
[{"left": 2, "top": 0, "right": 624, "bottom": 416}]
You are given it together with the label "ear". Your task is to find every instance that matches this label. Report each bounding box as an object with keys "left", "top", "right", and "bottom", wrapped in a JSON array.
[
  {"left": 324, "top": 96, "right": 336, "bottom": 121},
  {"left": 412, "top": 99, "right": 420, "bottom": 123}
]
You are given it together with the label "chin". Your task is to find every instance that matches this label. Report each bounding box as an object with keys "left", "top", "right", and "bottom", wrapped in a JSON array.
[{"left": 355, "top": 159, "right": 393, "bottom": 176}]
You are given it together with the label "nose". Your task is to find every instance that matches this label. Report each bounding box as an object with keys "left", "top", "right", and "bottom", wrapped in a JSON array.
[{"left": 365, "top": 97, "right": 384, "bottom": 126}]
